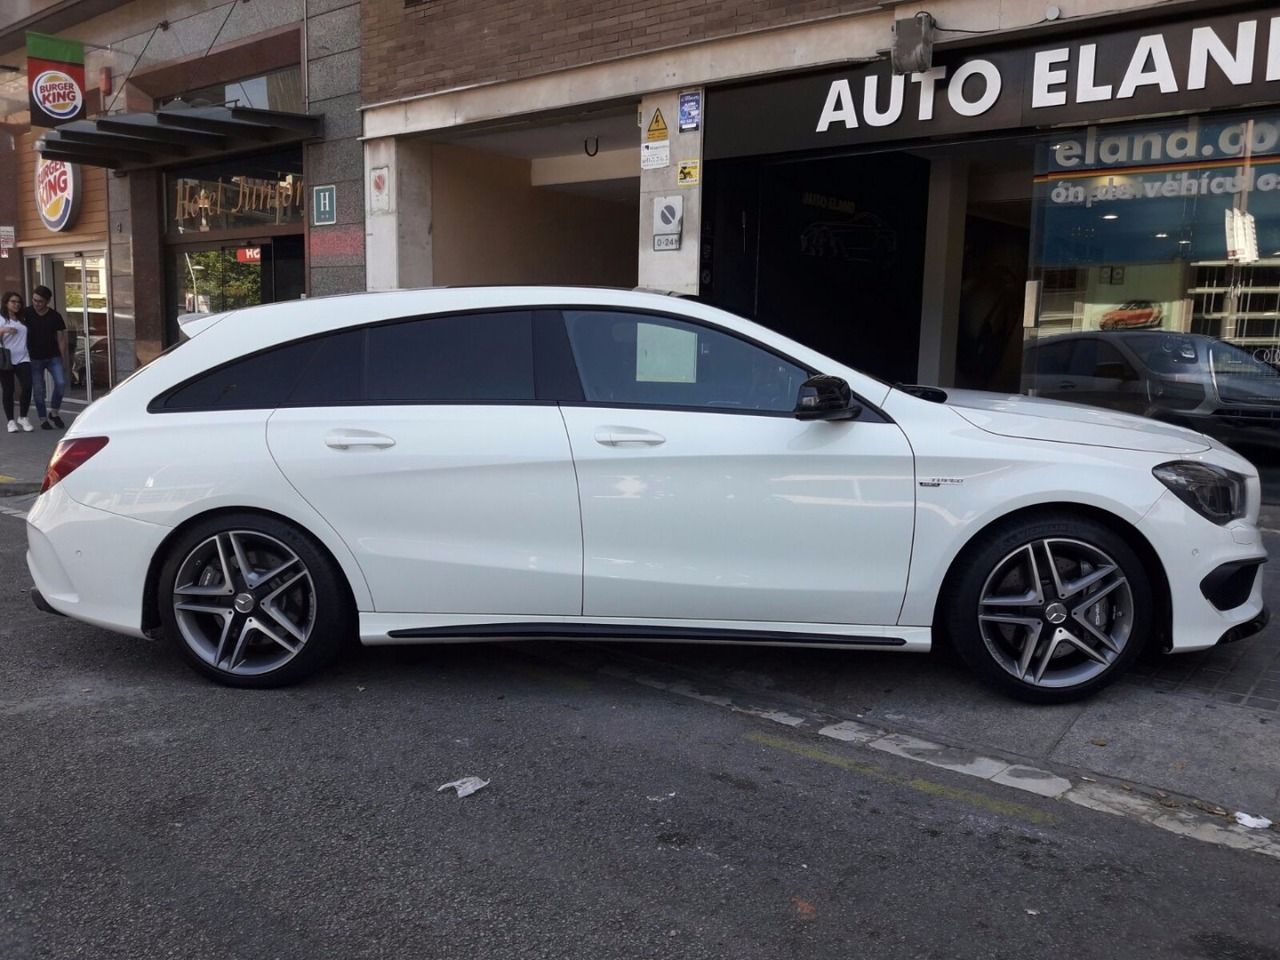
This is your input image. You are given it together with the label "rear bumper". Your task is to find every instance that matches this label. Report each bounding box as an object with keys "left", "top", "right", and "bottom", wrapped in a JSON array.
[
  {"left": 30, "top": 585, "right": 63, "bottom": 617},
  {"left": 26, "top": 484, "right": 168, "bottom": 639}
]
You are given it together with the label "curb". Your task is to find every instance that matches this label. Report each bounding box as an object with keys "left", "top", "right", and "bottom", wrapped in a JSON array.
[{"left": 520, "top": 643, "right": 1280, "bottom": 861}]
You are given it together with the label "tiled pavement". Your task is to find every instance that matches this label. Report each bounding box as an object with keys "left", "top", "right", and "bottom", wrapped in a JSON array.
[{"left": 1127, "top": 630, "right": 1280, "bottom": 712}]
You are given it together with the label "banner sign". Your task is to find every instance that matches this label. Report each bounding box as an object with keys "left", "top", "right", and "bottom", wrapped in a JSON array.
[
  {"left": 706, "top": 10, "right": 1280, "bottom": 160},
  {"left": 36, "top": 157, "right": 82, "bottom": 232},
  {"left": 27, "top": 32, "right": 86, "bottom": 128}
]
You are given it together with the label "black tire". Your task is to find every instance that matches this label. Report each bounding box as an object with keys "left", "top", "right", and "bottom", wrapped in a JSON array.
[
  {"left": 157, "top": 512, "right": 354, "bottom": 688},
  {"left": 941, "top": 512, "right": 1153, "bottom": 704}
]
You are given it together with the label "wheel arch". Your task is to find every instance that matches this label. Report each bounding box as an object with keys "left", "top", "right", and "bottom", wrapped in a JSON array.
[
  {"left": 141, "top": 505, "right": 364, "bottom": 636},
  {"left": 930, "top": 502, "right": 1172, "bottom": 651}
]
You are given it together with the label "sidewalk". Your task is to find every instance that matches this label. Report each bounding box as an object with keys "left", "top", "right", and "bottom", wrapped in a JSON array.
[{"left": 0, "top": 400, "right": 83, "bottom": 496}]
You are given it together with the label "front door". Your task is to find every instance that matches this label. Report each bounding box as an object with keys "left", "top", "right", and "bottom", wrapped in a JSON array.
[{"left": 556, "top": 309, "right": 916, "bottom": 625}]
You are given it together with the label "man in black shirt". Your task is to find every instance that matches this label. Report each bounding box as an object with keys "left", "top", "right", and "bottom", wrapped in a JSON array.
[{"left": 22, "top": 285, "right": 68, "bottom": 429}]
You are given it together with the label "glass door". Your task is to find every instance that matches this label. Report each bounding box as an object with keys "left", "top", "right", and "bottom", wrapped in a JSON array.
[
  {"left": 165, "top": 237, "right": 305, "bottom": 345},
  {"left": 51, "top": 254, "right": 109, "bottom": 402}
]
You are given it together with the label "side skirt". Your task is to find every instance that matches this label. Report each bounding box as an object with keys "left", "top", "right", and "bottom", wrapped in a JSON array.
[{"left": 359, "top": 614, "right": 932, "bottom": 652}]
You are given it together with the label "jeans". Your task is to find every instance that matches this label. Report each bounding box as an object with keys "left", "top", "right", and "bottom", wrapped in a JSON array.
[
  {"left": 0, "top": 361, "right": 32, "bottom": 420},
  {"left": 30, "top": 356, "right": 65, "bottom": 419}
]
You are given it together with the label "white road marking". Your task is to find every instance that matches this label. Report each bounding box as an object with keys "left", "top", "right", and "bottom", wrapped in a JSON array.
[{"left": 0, "top": 502, "right": 28, "bottom": 519}]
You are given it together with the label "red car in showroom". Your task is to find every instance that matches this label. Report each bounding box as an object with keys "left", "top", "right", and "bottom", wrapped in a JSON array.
[{"left": 1100, "top": 300, "right": 1163, "bottom": 330}]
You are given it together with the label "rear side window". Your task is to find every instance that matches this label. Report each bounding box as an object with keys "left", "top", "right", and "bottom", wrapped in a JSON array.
[
  {"left": 366, "top": 310, "right": 534, "bottom": 402},
  {"left": 286, "top": 328, "right": 365, "bottom": 405},
  {"left": 155, "top": 338, "right": 320, "bottom": 411}
]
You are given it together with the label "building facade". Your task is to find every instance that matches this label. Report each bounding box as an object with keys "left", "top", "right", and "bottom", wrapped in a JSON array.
[
  {"left": 360, "top": 0, "right": 1280, "bottom": 458},
  {"left": 0, "top": 0, "right": 365, "bottom": 394}
]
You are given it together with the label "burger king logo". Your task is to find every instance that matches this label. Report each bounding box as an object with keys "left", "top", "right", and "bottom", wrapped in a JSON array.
[
  {"left": 33, "top": 69, "right": 83, "bottom": 121},
  {"left": 36, "top": 157, "right": 82, "bottom": 232}
]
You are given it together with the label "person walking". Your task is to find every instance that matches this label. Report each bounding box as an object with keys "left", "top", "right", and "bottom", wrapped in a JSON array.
[
  {"left": 23, "top": 284, "right": 68, "bottom": 429},
  {"left": 0, "top": 292, "right": 34, "bottom": 433}
]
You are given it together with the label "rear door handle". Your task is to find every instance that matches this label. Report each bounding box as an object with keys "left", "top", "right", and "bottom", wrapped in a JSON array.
[
  {"left": 1057, "top": 381, "right": 1076, "bottom": 390},
  {"left": 325, "top": 430, "right": 396, "bottom": 450},
  {"left": 594, "top": 428, "right": 666, "bottom": 446}
]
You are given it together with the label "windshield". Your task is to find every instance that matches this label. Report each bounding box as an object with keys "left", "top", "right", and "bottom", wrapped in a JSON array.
[{"left": 1208, "top": 341, "right": 1280, "bottom": 378}]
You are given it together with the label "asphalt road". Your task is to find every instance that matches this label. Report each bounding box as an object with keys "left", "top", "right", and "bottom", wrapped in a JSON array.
[{"left": 2, "top": 526, "right": 1279, "bottom": 960}]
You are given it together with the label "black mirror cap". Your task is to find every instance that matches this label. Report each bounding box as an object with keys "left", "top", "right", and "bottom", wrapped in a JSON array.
[{"left": 795, "top": 375, "right": 861, "bottom": 421}]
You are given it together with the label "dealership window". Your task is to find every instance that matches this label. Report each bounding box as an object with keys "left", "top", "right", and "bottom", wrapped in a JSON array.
[{"left": 1026, "top": 110, "right": 1280, "bottom": 459}]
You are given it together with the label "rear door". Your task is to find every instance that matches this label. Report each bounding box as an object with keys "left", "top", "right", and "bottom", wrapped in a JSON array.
[{"left": 265, "top": 311, "right": 582, "bottom": 615}]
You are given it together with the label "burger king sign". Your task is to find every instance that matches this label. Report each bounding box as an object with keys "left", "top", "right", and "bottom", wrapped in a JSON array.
[
  {"left": 25, "top": 31, "right": 86, "bottom": 127},
  {"left": 36, "top": 157, "right": 82, "bottom": 233}
]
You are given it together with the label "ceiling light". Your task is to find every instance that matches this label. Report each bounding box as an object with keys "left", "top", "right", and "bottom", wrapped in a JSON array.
[
  {"left": 1155, "top": 232, "right": 1169, "bottom": 238},
  {"left": 1101, "top": 214, "right": 1119, "bottom": 220},
  {"left": 1178, "top": 239, "right": 1192, "bottom": 244}
]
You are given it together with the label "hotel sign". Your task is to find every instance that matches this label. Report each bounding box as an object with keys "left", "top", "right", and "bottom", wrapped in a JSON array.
[{"left": 706, "top": 11, "right": 1280, "bottom": 159}]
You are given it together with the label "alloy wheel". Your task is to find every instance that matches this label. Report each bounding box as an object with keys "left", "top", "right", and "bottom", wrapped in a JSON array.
[
  {"left": 171, "top": 530, "right": 316, "bottom": 677},
  {"left": 977, "top": 537, "right": 1134, "bottom": 689}
]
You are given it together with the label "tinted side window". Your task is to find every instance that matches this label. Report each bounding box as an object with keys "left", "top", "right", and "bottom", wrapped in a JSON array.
[
  {"left": 366, "top": 311, "right": 535, "bottom": 403},
  {"left": 287, "top": 328, "right": 366, "bottom": 405},
  {"left": 1093, "top": 341, "right": 1136, "bottom": 380},
  {"left": 1067, "top": 339, "right": 1098, "bottom": 377},
  {"left": 1030, "top": 339, "right": 1073, "bottom": 377},
  {"left": 158, "top": 338, "right": 319, "bottom": 411},
  {"left": 562, "top": 310, "right": 807, "bottom": 412}
]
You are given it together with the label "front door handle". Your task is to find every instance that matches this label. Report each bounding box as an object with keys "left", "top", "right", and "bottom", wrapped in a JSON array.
[
  {"left": 1057, "top": 381, "right": 1076, "bottom": 390},
  {"left": 594, "top": 428, "right": 666, "bottom": 446},
  {"left": 325, "top": 430, "right": 397, "bottom": 450}
]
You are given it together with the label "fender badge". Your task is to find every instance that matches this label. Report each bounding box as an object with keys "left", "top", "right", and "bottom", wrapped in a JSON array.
[{"left": 919, "top": 478, "right": 963, "bottom": 487}]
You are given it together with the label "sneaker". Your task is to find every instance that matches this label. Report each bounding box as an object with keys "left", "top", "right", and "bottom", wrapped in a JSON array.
[
  {"left": 41, "top": 419, "right": 52, "bottom": 430},
  {"left": 5, "top": 420, "right": 15, "bottom": 433},
  {"left": 18, "top": 417, "right": 32, "bottom": 432},
  {"left": 50, "top": 413, "right": 65, "bottom": 428}
]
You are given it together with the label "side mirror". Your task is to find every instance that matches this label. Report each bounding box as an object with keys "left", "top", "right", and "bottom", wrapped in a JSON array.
[{"left": 795, "top": 375, "right": 861, "bottom": 421}]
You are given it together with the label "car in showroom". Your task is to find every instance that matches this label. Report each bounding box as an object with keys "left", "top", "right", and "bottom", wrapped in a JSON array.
[
  {"left": 1099, "top": 299, "right": 1164, "bottom": 330},
  {"left": 26, "top": 288, "right": 1268, "bottom": 702},
  {"left": 1022, "top": 330, "right": 1280, "bottom": 457}
]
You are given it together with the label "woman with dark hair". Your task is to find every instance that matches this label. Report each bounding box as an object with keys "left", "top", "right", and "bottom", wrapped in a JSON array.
[{"left": 0, "top": 291, "right": 34, "bottom": 432}]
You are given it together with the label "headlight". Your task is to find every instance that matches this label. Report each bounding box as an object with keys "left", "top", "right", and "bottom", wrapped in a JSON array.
[{"left": 1153, "top": 461, "right": 1246, "bottom": 524}]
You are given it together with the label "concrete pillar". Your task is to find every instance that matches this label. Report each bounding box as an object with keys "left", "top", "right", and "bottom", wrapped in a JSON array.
[
  {"left": 637, "top": 89, "right": 703, "bottom": 294},
  {"left": 364, "top": 136, "right": 433, "bottom": 291},
  {"left": 917, "top": 158, "right": 968, "bottom": 387}
]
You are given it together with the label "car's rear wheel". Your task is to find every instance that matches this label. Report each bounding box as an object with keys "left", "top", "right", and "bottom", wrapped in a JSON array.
[
  {"left": 158, "top": 513, "right": 353, "bottom": 687},
  {"left": 943, "top": 514, "right": 1153, "bottom": 703}
]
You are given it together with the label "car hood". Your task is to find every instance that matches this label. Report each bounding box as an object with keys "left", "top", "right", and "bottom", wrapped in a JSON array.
[{"left": 942, "top": 389, "right": 1211, "bottom": 454}]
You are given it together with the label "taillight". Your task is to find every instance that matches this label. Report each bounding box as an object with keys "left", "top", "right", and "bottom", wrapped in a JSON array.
[{"left": 41, "top": 437, "right": 109, "bottom": 493}]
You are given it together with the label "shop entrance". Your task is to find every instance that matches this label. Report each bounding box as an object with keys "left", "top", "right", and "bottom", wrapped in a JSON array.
[
  {"left": 25, "top": 251, "right": 109, "bottom": 401},
  {"left": 165, "top": 236, "right": 304, "bottom": 343},
  {"left": 702, "top": 140, "right": 1035, "bottom": 389}
]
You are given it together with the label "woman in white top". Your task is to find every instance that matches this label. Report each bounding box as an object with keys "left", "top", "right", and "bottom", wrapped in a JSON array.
[{"left": 0, "top": 291, "right": 34, "bottom": 432}]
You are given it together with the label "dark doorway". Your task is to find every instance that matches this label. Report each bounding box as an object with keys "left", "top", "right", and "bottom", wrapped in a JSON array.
[{"left": 702, "top": 152, "right": 930, "bottom": 384}]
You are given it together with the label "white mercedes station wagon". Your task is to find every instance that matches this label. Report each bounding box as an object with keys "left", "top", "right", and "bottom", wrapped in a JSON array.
[{"left": 27, "top": 288, "right": 1269, "bottom": 702}]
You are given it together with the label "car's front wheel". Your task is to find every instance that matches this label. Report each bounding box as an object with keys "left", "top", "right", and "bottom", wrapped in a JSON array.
[
  {"left": 158, "top": 513, "right": 353, "bottom": 687},
  {"left": 943, "top": 513, "right": 1154, "bottom": 703}
]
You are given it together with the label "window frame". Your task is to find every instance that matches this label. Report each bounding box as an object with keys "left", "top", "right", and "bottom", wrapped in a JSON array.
[{"left": 547, "top": 306, "right": 888, "bottom": 422}]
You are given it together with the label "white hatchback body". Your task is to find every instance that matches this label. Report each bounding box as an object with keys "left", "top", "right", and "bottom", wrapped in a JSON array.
[{"left": 25, "top": 288, "right": 1269, "bottom": 699}]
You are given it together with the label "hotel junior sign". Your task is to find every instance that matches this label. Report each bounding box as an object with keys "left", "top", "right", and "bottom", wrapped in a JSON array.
[{"left": 705, "top": 10, "right": 1280, "bottom": 160}]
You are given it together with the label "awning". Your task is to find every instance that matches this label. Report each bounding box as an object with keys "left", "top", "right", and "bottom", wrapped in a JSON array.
[{"left": 36, "top": 102, "right": 323, "bottom": 171}]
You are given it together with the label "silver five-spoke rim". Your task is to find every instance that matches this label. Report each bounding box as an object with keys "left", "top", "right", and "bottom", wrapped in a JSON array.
[
  {"left": 977, "top": 538, "right": 1134, "bottom": 689},
  {"left": 172, "top": 531, "right": 316, "bottom": 677}
]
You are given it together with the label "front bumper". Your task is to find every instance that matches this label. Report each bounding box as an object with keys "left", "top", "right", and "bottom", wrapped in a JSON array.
[
  {"left": 1138, "top": 490, "right": 1268, "bottom": 653},
  {"left": 1218, "top": 606, "right": 1269, "bottom": 646}
]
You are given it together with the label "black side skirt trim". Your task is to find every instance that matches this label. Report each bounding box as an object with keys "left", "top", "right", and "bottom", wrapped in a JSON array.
[{"left": 385, "top": 622, "right": 907, "bottom": 646}]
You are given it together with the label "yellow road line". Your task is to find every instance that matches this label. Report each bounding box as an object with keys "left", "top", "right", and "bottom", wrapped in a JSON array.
[{"left": 748, "top": 731, "right": 1059, "bottom": 826}]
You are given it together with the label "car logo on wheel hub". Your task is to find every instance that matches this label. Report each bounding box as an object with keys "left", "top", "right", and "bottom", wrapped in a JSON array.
[
  {"left": 234, "top": 593, "right": 255, "bottom": 614},
  {"left": 1045, "top": 602, "right": 1068, "bottom": 625}
]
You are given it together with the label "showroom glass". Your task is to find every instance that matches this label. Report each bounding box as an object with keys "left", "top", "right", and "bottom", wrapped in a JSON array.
[
  {"left": 1026, "top": 109, "right": 1280, "bottom": 453},
  {"left": 562, "top": 310, "right": 807, "bottom": 412}
]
